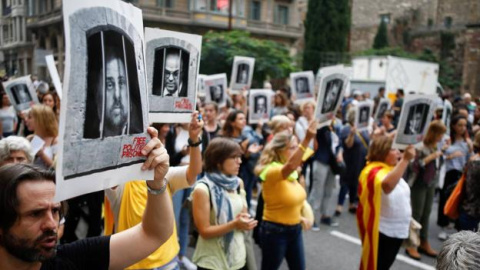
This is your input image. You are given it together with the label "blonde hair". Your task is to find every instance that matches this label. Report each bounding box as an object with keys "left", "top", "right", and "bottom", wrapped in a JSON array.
[
  {"left": 268, "top": 115, "right": 291, "bottom": 134},
  {"left": 300, "top": 100, "right": 316, "bottom": 114},
  {"left": 367, "top": 136, "right": 393, "bottom": 162},
  {"left": 30, "top": 104, "right": 58, "bottom": 137},
  {"left": 254, "top": 132, "right": 292, "bottom": 175}
]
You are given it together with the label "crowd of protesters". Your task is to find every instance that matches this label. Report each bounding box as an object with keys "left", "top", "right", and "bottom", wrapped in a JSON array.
[{"left": 1, "top": 72, "right": 480, "bottom": 270}]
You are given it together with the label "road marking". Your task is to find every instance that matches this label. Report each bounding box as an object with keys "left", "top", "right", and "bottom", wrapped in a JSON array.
[{"left": 330, "top": 230, "right": 435, "bottom": 270}]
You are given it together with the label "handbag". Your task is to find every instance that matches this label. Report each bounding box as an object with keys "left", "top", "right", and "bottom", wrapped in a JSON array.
[
  {"left": 443, "top": 173, "right": 466, "bottom": 219},
  {"left": 402, "top": 219, "right": 422, "bottom": 248}
]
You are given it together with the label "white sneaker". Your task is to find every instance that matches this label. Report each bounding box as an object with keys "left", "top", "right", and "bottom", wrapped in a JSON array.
[
  {"left": 438, "top": 231, "right": 448, "bottom": 241},
  {"left": 180, "top": 256, "right": 197, "bottom": 270}
]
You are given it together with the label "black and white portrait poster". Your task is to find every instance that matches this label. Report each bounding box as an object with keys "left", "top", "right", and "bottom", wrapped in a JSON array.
[
  {"left": 290, "top": 71, "right": 314, "bottom": 102},
  {"left": 355, "top": 101, "right": 373, "bottom": 132},
  {"left": 45, "top": 54, "right": 63, "bottom": 100},
  {"left": 204, "top": 73, "right": 227, "bottom": 108},
  {"left": 314, "top": 66, "right": 349, "bottom": 128},
  {"left": 145, "top": 28, "right": 202, "bottom": 123},
  {"left": 393, "top": 94, "right": 436, "bottom": 150},
  {"left": 197, "top": 74, "right": 207, "bottom": 97},
  {"left": 57, "top": 0, "right": 152, "bottom": 201},
  {"left": 2, "top": 75, "right": 39, "bottom": 112},
  {"left": 374, "top": 98, "right": 391, "bottom": 124},
  {"left": 248, "top": 89, "right": 272, "bottom": 124},
  {"left": 442, "top": 99, "right": 452, "bottom": 135},
  {"left": 230, "top": 56, "right": 255, "bottom": 94}
]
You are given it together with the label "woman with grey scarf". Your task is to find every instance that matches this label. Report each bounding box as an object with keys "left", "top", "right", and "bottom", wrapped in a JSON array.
[{"left": 191, "top": 138, "right": 258, "bottom": 270}]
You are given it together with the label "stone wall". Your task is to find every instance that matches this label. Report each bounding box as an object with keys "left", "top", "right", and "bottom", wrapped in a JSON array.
[{"left": 462, "top": 25, "right": 480, "bottom": 96}]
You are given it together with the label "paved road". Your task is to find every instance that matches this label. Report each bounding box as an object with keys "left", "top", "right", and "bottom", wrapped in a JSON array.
[{"left": 186, "top": 177, "right": 457, "bottom": 269}]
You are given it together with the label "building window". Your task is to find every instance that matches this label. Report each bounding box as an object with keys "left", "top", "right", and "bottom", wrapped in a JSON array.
[
  {"left": 27, "top": 0, "right": 34, "bottom": 15},
  {"left": 210, "top": 0, "right": 229, "bottom": 14},
  {"left": 250, "top": 0, "right": 261, "bottom": 20},
  {"left": 274, "top": 5, "right": 289, "bottom": 25},
  {"left": 444, "top": 16, "right": 452, "bottom": 28},
  {"left": 157, "top": 0, "right": 174, "bottom": 8},
  {"left": 380, "top": 14, "right": 390, "bottom": 24},
  {"left": 195, "top": 0, "right": 207, "bottom": 10}
]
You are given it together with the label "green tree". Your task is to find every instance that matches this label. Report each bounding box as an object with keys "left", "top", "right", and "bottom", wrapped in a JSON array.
[
  {"left": 200, "top": 31, "right": 296, "bottom": 88},
  {"left": 303, "top": 0, "right": 351, "bottom": 72},
  {"left": 373, "top": 20, "right": 389, "bottom": 49}
]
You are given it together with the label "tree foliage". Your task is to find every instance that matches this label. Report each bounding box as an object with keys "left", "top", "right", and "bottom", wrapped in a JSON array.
[
  {"left": 200, "top": 31, "right": 297, "bottom": 88},
  {"left": 303, "top": 0, "right": 351, "bottom": 72},
  {"left": 373, "top": 20, "right": 389, "bottom": 49}
]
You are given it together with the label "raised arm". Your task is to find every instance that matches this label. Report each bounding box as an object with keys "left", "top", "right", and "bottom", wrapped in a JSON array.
[
  {"left": 109, "top": 127, "right": 174, "bottom": 270},
  {"left": 382, "top": 145, "right": 415, "bottom": 194},
  {"left": 187, "top": 111, "right": 204, "bottom": 185},
  {"left": 281, "top": 120, "right": 317, "bottom": 179}
]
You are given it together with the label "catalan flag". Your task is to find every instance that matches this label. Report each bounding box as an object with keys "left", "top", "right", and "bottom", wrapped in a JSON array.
[{"left": 356, "top": 162, "right": 392, "bottom": 270}]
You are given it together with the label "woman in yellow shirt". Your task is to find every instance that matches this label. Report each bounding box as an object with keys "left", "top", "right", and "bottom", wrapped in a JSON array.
[{"left": 254, "top": 120, "right": 316, "bottom": 270}]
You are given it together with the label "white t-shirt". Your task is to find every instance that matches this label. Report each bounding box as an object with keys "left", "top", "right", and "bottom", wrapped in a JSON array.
[
  {"left": 379, "top": 178, "right": 411, "bottom": 239},
  {"left": 174, "top": 128, "right": 190, "bottom": 164}
]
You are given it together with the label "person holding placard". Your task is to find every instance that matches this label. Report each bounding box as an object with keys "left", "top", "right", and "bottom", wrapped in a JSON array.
[{"left": 0, "top": 126, "right": 174, "bottom": 270}]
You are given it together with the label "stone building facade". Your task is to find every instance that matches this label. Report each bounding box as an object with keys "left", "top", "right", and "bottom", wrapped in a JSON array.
[
  {"left": 1, "top": 0, "right": 304, "bottom": 81},
  {"left": 350, "top": 0, "right": 480, "bottom": 95}
]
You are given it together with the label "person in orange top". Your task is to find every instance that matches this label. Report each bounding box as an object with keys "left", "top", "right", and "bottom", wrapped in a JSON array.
[
  {"left": 254, "top": 120, "right": 316, "bottom": 270},
  {"left": 357, "top": 136, "right": 415, "bottom": 270}
]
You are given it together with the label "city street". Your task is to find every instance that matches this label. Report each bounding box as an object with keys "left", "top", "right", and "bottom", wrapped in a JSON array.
[{"left": 187, "top": 178, "right": 455, "bottom": 269}]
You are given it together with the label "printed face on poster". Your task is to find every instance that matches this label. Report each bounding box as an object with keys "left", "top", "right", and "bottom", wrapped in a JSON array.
[
  {"left": 393, "top": 94, "right": 436, "bottom": 150},
  {"left": 57, "top": 0, "right": 152, "bottom": 201},
  {"left": 374, "top": 98, "right": 391, "bottom": 123},
  {"left": 314, "top": 67, "right": 349, "bottom": 127},
  {"left": 355, "top": 101, "right": 373, "bottom": 132},
  {"left": 197, "top": 74, "right": 207, "bottom": 97},
  {"left": 145, "top": 28, "right": 202, "bottom": 123},
  {"left": 249, "top": 89, "right": 272, "bottom": 124},
  {"left": 290, "top": 71, "right": 314, "bottom": 102},
  {"left": 204, "top": 73, "right": 227, "bottom": 107},
  {"left": 230, "top": 56, "right": 255, "bottom": 94},
  {"left": 442, "top": 99, "right": 452, "bottom": 135},
  {"left": 2, "top": 76, "right": 39, "bottom": 112}
]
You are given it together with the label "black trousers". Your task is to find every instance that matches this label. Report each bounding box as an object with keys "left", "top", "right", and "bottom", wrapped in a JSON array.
[
  {"left": 437, "top": 169, "right": 462, "bottom": 227},
  {"left": 377, "top": 232, "right": 403, "bottom": 270}
]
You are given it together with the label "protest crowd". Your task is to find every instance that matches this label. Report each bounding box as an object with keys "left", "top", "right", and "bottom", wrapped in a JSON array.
[{"left": 1, "top": 2, "right": 480, "bottom": 270}]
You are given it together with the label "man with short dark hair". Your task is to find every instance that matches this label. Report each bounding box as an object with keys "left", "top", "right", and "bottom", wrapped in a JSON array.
[
  {"left": 393, "top": 89, "right": 405, "bottom": 126},
  {"left": 373, "top": 87, "right": 385, "bottom": 113},
  {"left": 0, "top": 127, "right": 174, "bottom": 270}
]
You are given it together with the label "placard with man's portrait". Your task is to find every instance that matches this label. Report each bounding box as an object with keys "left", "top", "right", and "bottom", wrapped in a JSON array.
[
  {"left": 204, "top": 73, "right": 228, "bottom": 108},
  {"left": 314, "top": 66, "right": 349, "bottom": 128},
  {"left": 2, "top": 75, "right": 39, "bottom": 112},
  {"left": 374, "top": 98, "right": 391, "bottom": 124},
  {"left": 355, "top": 101, "right": 373, "bottom": 132},
  {"left": 290, "top": 71, "right": 314, "bottom": 102},
  {"left": 145, "top": 28, "right": 202, "bottom": 123},
  {"left": 249, "top": 89, "right": 273, "bottom": 124},
  {"left": 57, "top": 0, "right": 152, "bottom": 201},
  {"left": 442, "top": 99, "right": 452, "bottom": 135},
  {"left": 230, "top": 56, "right": 255, "bottom": 94},
  {"left": 393, "top": 94, "right": 437, "bottom": 150}
]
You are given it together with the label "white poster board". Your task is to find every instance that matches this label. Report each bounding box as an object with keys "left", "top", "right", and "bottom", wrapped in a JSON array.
[
  {"left": 197, "top": 74, "right": 207, "bottom": 97},
  {"left": 355, "top": 101, "right": 373, "bottom": 132},
  {"left": 248, "top": 89, "right": 272, "bottom": 124},
  {"left": 314, "top": 66, "right": 349, "bottom": 128},
  {"left": 2, "top": 75, "right": 39, "bottom": 112},
  {"left": 393, "top": 94, "right": 437, "bottom": 150},
  {"left": 374, "top": 98, "right": 391, "bottom": 124},
  {"left": 204, "top": 73, "right": 228, "bottom": 108},
  {"left": 145, "top": 28, "right": 202, "bottom": 123},
  {"left": 385, "top": 56, "right": 439, "bottom": 98},
  {"left": 230, "top": 56, "right": 255, "bottom": 94},
  {"left": 290, "top": 71, "right": 314, "bottom": 102},
  {"left": 57, "top": 0, "right": 152, "bottom": 201},
  {"left": 45, "top": 54, "right": 63, "bottom": 100},
  {"left": 442, "top": 99, "right": 452, "bottom": 135}
]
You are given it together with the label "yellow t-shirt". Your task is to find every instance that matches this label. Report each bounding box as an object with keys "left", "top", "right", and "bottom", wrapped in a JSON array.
[
  {"left": 262, "top": 165, "right": 307, "bottom": 225},
  {"left": 104, "top": 166, "right": 189, "bottom": 269}
]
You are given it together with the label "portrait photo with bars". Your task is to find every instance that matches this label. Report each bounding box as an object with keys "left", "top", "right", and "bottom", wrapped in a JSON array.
[
  {"left": 84, "top": 29, "right": 144, "bottom": 139},
  {"left": 321, "top": 78, "right": 343, "bottom": 114},
  {"left": 152, "top": 46, "right": 189, "bottom": 97}
]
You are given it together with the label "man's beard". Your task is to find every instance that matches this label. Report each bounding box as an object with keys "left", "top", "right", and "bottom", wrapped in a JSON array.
[
  {"left": 106, "top": 102, "right": 128, "bottom": 132},
  {"left": 0, "top": 230, "right": 57, "bottom": 262}
]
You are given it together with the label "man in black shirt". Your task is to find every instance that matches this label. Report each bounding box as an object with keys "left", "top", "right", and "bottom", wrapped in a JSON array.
[{"left": 0, "top": 127, "right": 174, "bottom": 270}]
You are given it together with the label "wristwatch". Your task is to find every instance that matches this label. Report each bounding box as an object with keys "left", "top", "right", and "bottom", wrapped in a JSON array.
[
  {"left": 146, "top": 178, "right": 168, "bottom": 195},
  {"left": 188, "top": 137, "right": 203, "bottom": 147}
]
